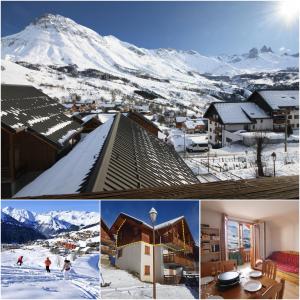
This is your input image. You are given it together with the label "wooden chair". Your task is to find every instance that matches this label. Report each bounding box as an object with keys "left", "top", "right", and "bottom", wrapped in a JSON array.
[
  {"left": 262, "top": 260, "right": 277, "bottom": 280},
  {"left": 220, "top": 259, "right": 237, "bottom": 272},
  {"left": 201, "top": 260, "right": 237, "bottom": 277},
  {"left": 201, "top": 261, "right": 221, "bottom": 277},
  {"left": 260, "top": 279, "right": 285, "bottom": 299}
]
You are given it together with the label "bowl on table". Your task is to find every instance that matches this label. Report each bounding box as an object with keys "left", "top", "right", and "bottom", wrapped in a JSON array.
[{"left": 216, "top": 271, "right": 240, "bottom": 290}]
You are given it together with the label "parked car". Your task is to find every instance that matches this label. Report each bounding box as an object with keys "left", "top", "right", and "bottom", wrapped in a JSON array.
[{"left": 186, "top": 142, "right": 208, "bottom": 152}]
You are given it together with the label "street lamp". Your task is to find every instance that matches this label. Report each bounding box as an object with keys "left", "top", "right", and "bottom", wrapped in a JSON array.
[
  {"left": 149, "top": 207, "right": 157, "bottom": 299},
  {"left": 207, "top": 143, "right": 210, "bottom": 173},
  {"left": 271, "top": 152, "right": 276, "bottom": 177}
]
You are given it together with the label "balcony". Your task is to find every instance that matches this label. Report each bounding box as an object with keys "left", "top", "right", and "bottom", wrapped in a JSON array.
[
  {"left": 273, "top": 119, "right": 286, "bottom": 125},
  {"left": 163, "top": 252, "right": 195, "bottom": 269},
  {"left": 160, "top": 235, "right": 193, "bottom": 253}
]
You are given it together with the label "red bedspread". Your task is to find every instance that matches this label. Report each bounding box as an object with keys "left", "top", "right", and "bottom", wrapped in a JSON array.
[{"left": 268, "top": 251, "right": 299, "bottom": 274}]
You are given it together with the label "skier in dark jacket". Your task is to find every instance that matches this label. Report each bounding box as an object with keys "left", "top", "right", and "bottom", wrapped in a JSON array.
[{"left": 17, "top": 256, "right": 23, "bottom": 266}]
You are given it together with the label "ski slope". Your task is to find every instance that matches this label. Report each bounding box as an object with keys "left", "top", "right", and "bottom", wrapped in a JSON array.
[{"left": 1, "top": 246, "right": 100, "bottom": 299}]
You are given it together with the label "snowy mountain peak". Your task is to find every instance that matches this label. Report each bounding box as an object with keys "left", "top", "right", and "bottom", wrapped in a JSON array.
[
  {"left": 30, "top": 13, "right": 81, "bottom": 32},
  {"left": 1, "top": 206, "right": 100, "bottom": 237},
  {"left": 260, "top": 45, "right": 273, "bottom": 53},
  {"left": 2, "top": 206, "right": 36, "bottom": 225}
]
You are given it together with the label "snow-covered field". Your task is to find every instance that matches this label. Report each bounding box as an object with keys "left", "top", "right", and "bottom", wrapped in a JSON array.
[
  {"left": 1, "top": 246, "right": 100, "bottom": 299},
  {"left": 184, "top": 142, "right": 299, "bottom": 182},
  {"left": 100, "top": 263, "right": 198, "bottom": 299}
]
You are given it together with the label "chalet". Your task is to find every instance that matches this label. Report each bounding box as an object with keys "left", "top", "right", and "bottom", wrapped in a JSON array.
[
  {"left": 204, "top": 102, "right": 273, "bottom": 147},
  {"left": 127, "top": 111, "right": 161, "bottom": 137},
  {"left": 247, "top": 90, "right": 299, "bottom": 131},
  {"left": 101, "top": 219, "right": 115, "bottom": 255},
  {"left": 15, "top": 113, "right": 198, "bottom": 198},
  {"left": 1, "top": 84, "right": 82, "bottom": 197},
  {"left": 175, "top": 116, "right": 187, "bottom": 129},
  {"left": 72, "top": 113, "right": 102, "bottom": 135},
  {"left": 133, "top": 105, "right": 150, "bottom": 114},
  {"left": 110, "top": 213, "right": 198, "bottom": 284},
  {"left": 182, "top": 119, "right": 206, "bottom": 134}
]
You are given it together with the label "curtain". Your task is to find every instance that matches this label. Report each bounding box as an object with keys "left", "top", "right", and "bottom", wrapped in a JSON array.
[
  {"left": 220, "top": 213, "right": 228, "bottom": 261},
  {"left": 250, "top": 221, "right": 266, "bottom": 268}
]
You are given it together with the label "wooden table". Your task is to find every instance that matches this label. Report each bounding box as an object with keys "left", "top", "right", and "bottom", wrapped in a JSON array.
[{"left": 201, "top": 276, "right": 278, "bottom": 299}]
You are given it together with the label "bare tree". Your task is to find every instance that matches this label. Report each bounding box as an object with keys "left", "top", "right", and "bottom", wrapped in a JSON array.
[{"left": 254, "top": 131, "right": 269, "bottom": 177}]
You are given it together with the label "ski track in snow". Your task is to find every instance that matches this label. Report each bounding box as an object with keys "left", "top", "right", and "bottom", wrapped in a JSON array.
[{"left": 1, "top": 251, "right": 100, "bottom": 299}]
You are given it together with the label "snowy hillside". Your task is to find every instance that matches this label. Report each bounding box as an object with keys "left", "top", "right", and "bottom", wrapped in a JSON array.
[
  {"left": 2, "top": 14, "right": 298, "bottom": 76},
  {"left": 1, "top": 206, "right": 100, "bottom": 238},
  {"left": 1, "top": 246, "right": 100, "bottom": 299},
  {"left": 1, "top": 14, "right": 298, "bottom": 112}
]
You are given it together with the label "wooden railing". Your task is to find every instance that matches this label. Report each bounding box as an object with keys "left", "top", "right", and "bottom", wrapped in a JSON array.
[
  {"left": 163, "top": 252, "right": 195, "bottom": 268},
  {"left": 160, "top": 235, "right": 193, "bottom": 252}
]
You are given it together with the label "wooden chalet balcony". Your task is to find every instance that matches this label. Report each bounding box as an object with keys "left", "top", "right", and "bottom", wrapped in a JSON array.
[
  {"left": 163, "top": 252, "right": 195, "bottom": 269},
  {"left": 160, "top": 235, "right": 193, "bottom": 253},
  {"left": 273, "top": 118, "right": 286, "bottom": 125}
]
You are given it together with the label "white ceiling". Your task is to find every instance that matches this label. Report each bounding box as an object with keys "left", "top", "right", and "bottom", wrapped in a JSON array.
[{"left": 201, "top": 200, "right": 299, "bottom": 222}]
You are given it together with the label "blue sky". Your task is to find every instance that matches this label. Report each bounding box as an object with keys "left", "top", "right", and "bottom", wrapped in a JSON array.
[
  {"left": 1, "top": 200, "right": 100, "bottom": 213},
  {"left": 1, "top": 1, "right": 299, "bottom": 55},
  {"left": 101, "top": 200, "right": 199, "bottom": 243}
]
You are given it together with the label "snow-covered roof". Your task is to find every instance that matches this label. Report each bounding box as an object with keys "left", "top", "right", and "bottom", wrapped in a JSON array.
[
  {"left": 239, "top": 102, "right": 270, "bottom": 119},
  {"left": 118, "top": 213, "right": 184, "bottom": 230},
  {"left": 15, "top": 113, "right": 198, "bottom": 197},
  {"left": 176, "top": 116, "right": 187, "bottom": 123},
  {"left": 257, "top": 90, "right": 299, "bottom": 109},
  {"left": 15, "top": 116, "right": 114, "bottom": 197},
  {"left": 81, "top": 114, "right": 97, "bottom": 124},
  {"left": 155, "top": 216, "right": 184, "bottom": 230},
  {"left": 184, "top": 120, "right": 205, "bottom": 129},
  {"left": 214, "top": 103, "right": 252, "bottom": 124},
  {"left": 1, "top": 84, "right": 81, "bottom": 147},
  {"left": 98, "top": 113, "right": 115, "bottom": 124},
  {"left": 214, "top": 102, "right": 270, "bottom": 124}
]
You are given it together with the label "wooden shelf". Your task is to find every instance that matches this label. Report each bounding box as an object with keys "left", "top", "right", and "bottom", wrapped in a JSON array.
[{"left": 201, "top": 226, "right": 221, "bottom": 262}]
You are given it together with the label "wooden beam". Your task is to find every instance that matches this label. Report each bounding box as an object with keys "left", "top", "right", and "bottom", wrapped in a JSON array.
[{"left": 13, "top": 175, "right": 298, "bottom": 200}]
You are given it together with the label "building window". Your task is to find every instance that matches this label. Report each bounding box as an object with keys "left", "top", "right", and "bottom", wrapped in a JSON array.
[
  {"left": 295, "top": 115, "right": 299, "bottom": 119},
  {"left": 145, "top": 245, "right": 150, "bottom": 255},
  {"left": 260, "top": 119, "right": 263, "bottom": 123},
  {"left": 288, "top": 115, "right": 293, "bottom": 119},
  {"left": 209, "top": 136, "right": 212, "bottom": 140},
  {"left": 118, "top": 248, "right": 123, "bottom": 258},
  {"left": 210, "top": 128, "right": 212, "bottom": 132},
  {"left": 144, "top": 265, "right": 150, "bottom": 275}
]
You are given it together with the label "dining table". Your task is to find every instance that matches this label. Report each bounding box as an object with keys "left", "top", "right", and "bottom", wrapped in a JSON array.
[{"left": 201, "top": 274, "right": 278, "bottom": 299}]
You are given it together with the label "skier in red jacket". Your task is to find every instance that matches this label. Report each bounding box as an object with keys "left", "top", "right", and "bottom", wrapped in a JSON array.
[{"left": 17, "top": 256, "right": 23, "bottom": 266}]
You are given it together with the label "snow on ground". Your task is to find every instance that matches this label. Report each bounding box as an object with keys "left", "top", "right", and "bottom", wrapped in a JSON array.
[
  {"left": 101, "top": 264, "right": 197, "bottom": 299},
  {"left": 1, "top": 246, "right": 100, "bottom": 299},
  {"left": 184, "top": 142, "right": 299, "bottom": 181}
]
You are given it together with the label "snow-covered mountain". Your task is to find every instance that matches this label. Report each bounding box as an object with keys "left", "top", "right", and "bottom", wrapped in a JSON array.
[
  {"left": 1, "top": 206, "right": 100, "bottom": 237},
  {"left": 1, "top": 211, "right": 47, "bottom": 243},
  {"left": 2, "top": 206, "right": 36, "bottom": 227},
  {"left": 2, "top": 14, "right": 298, "bottom": 76},
  {"left": 1, "top": 14, "right": 298, "bottom": 113}
]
